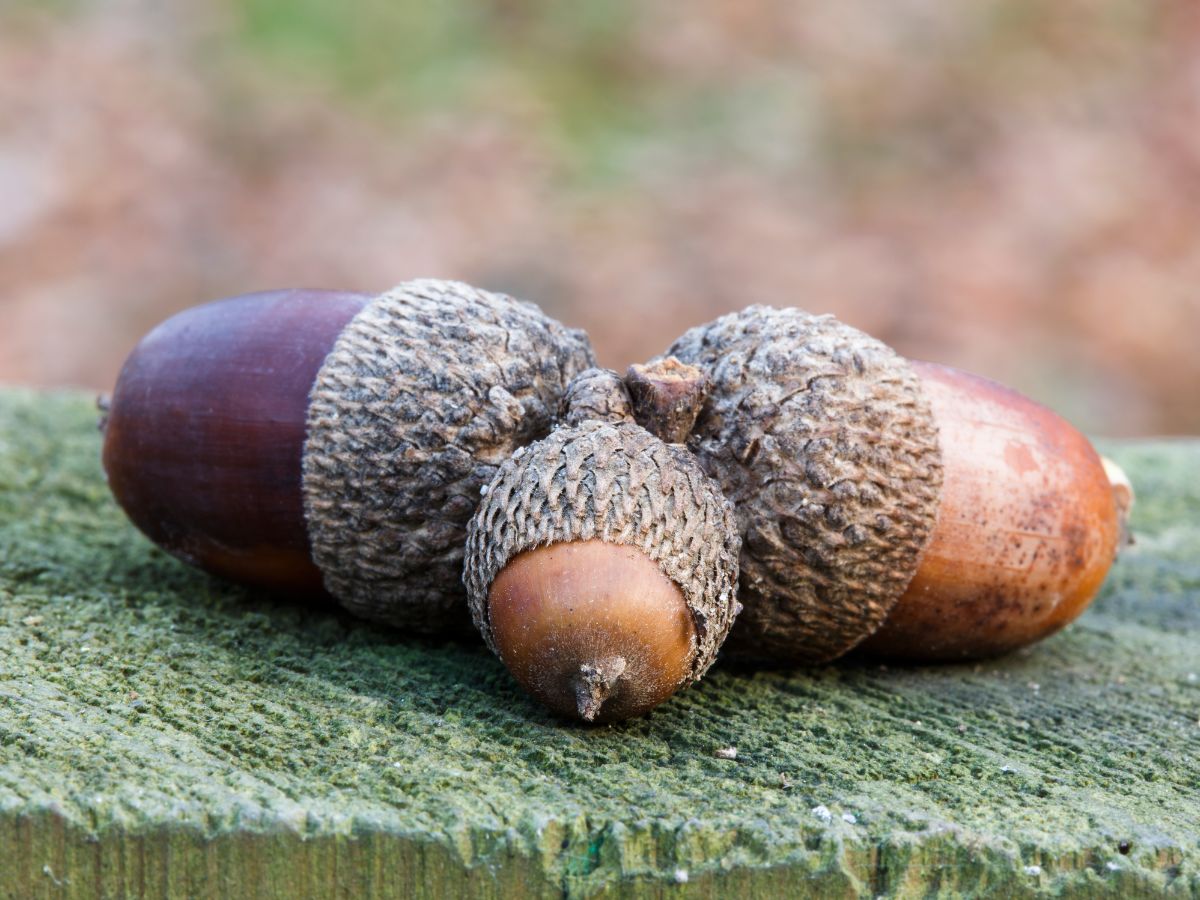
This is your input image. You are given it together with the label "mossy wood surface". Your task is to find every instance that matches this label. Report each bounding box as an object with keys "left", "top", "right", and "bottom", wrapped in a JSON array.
[{"left": 0, "top": 389, "right": 1197, "bottom": 899}]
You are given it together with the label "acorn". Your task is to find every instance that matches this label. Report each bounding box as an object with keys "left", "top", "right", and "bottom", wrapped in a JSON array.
[
  {"left": 857, "top": 361, "right": 1127, "bottom": 661},
  {"left": 663, "top": 306, "right": 1128, "bottom": 664},
  {"left": 102, "top": 279, "right": 595, "bottom": 630},
  {"left": 464, "top": 367, "right": 741, "bottom": 722}
]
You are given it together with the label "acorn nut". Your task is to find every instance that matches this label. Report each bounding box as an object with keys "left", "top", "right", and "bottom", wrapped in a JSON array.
[
  {"left": 464, "top": 368, "right": 741, "bottom": 723},
  {"left": 102, "top": 279, "right": 595, "bottom": 630},
  {"left": 664, "top": 306, "right": 1128, "bottom": 663},
  {"left": 859, "top": 361, "right": 1127, "bottom": 661}
]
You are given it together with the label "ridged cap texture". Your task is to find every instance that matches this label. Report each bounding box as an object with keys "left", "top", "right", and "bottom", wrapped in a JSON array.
[
  {"left": 302, "top": 279, "right": 595, "bottom": 631},
  {"left": 559, "top": 367, "right": 634, "bottom": 428},
  {"left": 664, "top": 306, "right": 943, "bottom": 663},
  {"left": 464, "top": 420, "right": 741, "bottom": 681}
]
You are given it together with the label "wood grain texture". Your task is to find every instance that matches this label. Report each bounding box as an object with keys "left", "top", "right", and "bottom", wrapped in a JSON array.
[{"left": 1, "top": 391, "right": 1197, "bottom": 899}]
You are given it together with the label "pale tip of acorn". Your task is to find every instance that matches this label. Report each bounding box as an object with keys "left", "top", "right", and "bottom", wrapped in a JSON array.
[{"left": 1101, "top": 456, "right": 1135, "bottom": 551}]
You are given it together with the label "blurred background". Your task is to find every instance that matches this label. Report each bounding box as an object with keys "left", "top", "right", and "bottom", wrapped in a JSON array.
[{"left": 1, "top": 0, "right": 1198, "bottom": 435}]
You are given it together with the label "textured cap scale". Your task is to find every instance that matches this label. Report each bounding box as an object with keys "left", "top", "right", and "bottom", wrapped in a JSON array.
[
  {"left": 465, "top": 413, "right": 741, "bottom": 685},
  {"left": 302, "top": 279, "right": 595, "bottom": 631},
  {"left": 664, "top": 306, "right": 944, "bottom": 664}
]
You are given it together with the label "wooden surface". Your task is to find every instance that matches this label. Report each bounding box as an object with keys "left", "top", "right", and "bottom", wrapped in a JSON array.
[{"left": 0, "top": 390, "right": 1197, "bottom": 898}]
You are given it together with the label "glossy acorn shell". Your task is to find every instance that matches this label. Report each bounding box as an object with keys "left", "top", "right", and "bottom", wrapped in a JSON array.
[
  {"left": 464, "top": 410, "right": 742, "bottom": 723},
  {"left": 101, "top": 289, "right": 371, "bottom": 595},
  {"left": 859, "top": 362, "right": 1121, "bottom": 660},
  {"left": 488, "top": 540, "right": 698, "bottom": 722}
]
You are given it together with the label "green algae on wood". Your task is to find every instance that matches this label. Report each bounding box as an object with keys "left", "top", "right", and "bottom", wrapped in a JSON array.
[{"left": 0, "top": 388, "right": 1197, "bottom": 899}]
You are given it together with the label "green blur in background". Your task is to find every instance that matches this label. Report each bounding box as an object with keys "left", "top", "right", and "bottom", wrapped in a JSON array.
[{"left": 0, "top": 0, "right": 1196, "bottom": 435}]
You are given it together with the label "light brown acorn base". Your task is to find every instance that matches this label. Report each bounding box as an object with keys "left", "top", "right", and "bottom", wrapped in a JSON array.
[
  {"left": 859, "top": 362, "right": 1123, "bottom": 661},
  {"left": 487, "top": 540, "right": 697, "bottom": 723}
]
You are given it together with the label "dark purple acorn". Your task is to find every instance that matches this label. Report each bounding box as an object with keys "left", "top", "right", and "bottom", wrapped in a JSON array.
[{"left": 102, "top": 280, "right": 594, "bottom": 631}]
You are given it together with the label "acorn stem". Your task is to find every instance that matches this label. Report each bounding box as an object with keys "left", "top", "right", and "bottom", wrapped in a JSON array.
[
  {"left": 625, "top": 358, "right": 710, "bottom": 444},
  {"left": 572, "top": 656, "right": 627, "bottom": 722},
  {"left": 562, "top": 368, "right": 635, "bottom": 427}
]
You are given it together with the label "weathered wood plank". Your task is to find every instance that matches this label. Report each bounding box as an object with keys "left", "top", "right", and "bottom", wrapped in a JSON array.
[{"left": 0, "top": 390, "right": 1196, "bottom": 898}]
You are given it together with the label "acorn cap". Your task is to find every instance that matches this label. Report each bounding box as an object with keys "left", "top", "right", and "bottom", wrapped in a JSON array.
[
  {"left": 664, "top": 306, "right": 944, "bottom": 664},
  {"left": 464, "top": 418, "right": 741, "bottom": 682},
  {"left": 302, "top": 279, "right": 595, "bottom": 631}
]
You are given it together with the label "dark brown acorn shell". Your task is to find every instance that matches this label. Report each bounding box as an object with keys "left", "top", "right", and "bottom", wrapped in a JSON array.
[
  {"left": 102, "top": 289, "right": 371, "bottom": 596},
  {"left": 104, "top": 280, "right": 595, "bottom": 636}
]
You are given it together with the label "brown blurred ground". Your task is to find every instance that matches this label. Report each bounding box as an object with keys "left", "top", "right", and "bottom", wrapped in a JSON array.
[{"left": 1, "top": 0, "right": 1198, "bottom": 435}]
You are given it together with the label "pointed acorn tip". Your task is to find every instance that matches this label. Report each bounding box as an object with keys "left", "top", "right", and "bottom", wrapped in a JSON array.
[
  {"left": 572, "top": 656, "right": 627, "bottom": 723},
  {"left": 1101, "top": 456, "right": 1135, "bottom": 551}
]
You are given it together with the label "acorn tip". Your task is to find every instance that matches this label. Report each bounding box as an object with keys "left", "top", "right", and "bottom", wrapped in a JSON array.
[
  {"left": 572, "top": 656, "right": 627, "bottom": 722},
  {"left": 1101, "top": 456, "right": 1135, "bottom": 551}
]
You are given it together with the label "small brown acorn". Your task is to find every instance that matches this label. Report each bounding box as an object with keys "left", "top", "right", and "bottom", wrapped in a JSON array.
[
  {"left": 102, "top": 279, "right": 595, "bottom": 630},
  {"left": 663, "top": 306, "right": 1128, "bottom": 664},
  {"left": 464, "top": 368, "right": 741, "bottom": 722}
]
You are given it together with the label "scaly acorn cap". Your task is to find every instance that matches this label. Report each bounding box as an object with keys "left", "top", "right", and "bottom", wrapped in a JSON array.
[
  {"left": 464, "top": 369, "right": 741, "bottom": 718},
  {"left": 302, "top": 279, "right": 595, "bottom": 631},
  {"left": 663, "top": 306, "right": 944, "bottom": 664}
]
